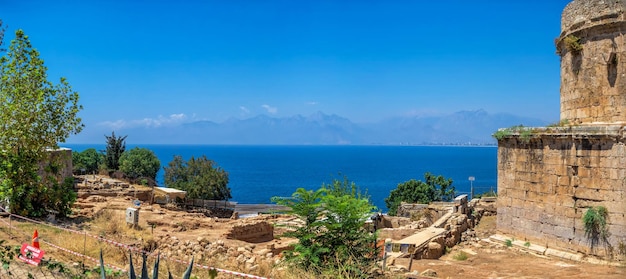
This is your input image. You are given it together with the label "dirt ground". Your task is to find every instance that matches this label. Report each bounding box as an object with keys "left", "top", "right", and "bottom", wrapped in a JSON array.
[
  {"left": 72, "top": 189, "right": 297, "bottom": 251},
  {"left": 406, "top": 216, "right": 626, "bottom": 278},
  {"left": 2, "top": 176, "right": 626, "bottom": 278},
  {"left": 73, "top": 192, "right": 626, "bottom": 278}
]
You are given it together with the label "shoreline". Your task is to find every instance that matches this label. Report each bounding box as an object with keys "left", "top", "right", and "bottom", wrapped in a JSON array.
[{"left": 234, "top": 204, "right": 290, "bottom": 216}]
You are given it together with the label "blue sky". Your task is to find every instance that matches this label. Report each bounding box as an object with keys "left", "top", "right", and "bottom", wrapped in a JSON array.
[{"left": 2, "top": 0, "right": 569, "bottom": 142}]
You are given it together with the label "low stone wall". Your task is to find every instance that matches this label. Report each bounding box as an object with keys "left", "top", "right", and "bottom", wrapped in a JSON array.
[
  {"left": 77, "top": 186, "right": 152, "bottom": 201},
  {"left": 397, "top": 203, "right": 428, "bottom": 218},
  {"left": 379, "top": 215, "right": 413, "bottom": 229},
  {"left": 158, "top": 238, "right": 281, "bottom": 274},
  {"left": 225, "top": 221, "right": 274, "bottom": 243},
  {"left": 378, "top": 228, "right": 419, "bottom": 241}
]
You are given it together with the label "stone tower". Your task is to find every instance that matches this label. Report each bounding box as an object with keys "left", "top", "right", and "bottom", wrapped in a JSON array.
[
  {"left": 496, "top": 0, "right": 626, "bottom": 260},
  {"left": 556, "top": 0, "right": 626, "bottom": 124}
]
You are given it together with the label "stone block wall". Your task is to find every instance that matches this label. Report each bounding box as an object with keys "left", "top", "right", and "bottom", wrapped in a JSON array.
[
  {"left": 497, "top": 128, "right": 626, "bottom": 258},
  {"left": 560, "top": 0, "right": 625, "bottom": 34},
  {"left": 557, "top": 0, "right": 626, "bottom": 124},
  {"left": 558, "top": 29, "right": 626, "bottom": 124},
  {"left": 396, "top": 203, "right": 428, "bottom": 218},
  {"left": 225, "top": 221, "right": 274, "bottom": 243}
]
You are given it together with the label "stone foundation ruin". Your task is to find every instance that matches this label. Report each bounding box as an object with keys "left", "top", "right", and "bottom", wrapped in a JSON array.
[{"left": 225, "top": 220, "right": 274, "bottom": 243}]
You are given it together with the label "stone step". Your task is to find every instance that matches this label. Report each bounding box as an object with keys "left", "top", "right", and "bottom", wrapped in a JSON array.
[{"left": 489, "top": 234, "right": 588, "bottom": 261}]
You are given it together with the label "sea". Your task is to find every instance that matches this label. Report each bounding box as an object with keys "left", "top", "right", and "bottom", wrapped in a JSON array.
[{"left": 65, "top": 144, "right": 497, "bottom": 212}]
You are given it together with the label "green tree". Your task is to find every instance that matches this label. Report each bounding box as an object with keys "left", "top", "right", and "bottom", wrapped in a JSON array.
[
  {"left": 164, "top": 155, "right": 230, "bottom": 200},
  {"left": 104, "top": 131, "right": 126, "bottom": 172},
  {"left": 385, "top": 172, "right": 455, "bottom": 216},
  {"left": 72, "top": 148, "right": 103, "bottom": 174},
  {"left": 0, "top": 29, "right": 83, "bottom": 217},
  {"left": 119, "top": 147, "right": 160, "bottom": 180},
  {"left": 272, "top": 178, "right": 377, "bottom": 277}
]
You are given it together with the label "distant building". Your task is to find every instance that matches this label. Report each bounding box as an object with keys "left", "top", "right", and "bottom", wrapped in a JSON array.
[{"left": 154, "top": 187, "right": 187, "bottom": 204}]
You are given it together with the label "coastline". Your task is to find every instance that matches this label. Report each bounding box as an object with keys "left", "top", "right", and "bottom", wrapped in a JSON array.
[{"left": 234, "top": 204, "right": 290, "bottom": 216}]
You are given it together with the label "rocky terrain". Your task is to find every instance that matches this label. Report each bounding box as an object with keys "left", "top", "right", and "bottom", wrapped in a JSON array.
[{"left": 1, "top": 175, "right": 625, "bottom": 278}]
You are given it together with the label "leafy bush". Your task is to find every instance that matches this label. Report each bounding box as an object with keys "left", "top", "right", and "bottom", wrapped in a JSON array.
[
  {"left": 492, "top": 129, "right": 511, "bottom": 140},
  {"left": 272, "top": 177, "right": 377, "bottom": 278},
  {"left": 42, "top": 177, "right": 77, "bottom": 217},
  {"left": 72, "top": 148, "right": 104, "bottom": 174},
  {"left": 493, "top": 125, "right": 536, "bottom": 143},
  {"left": 119, "top": 147, "right": 161, "bottom": 180},
  {"left": 519, "top": 128, "right": 533, "bottom": 143},
  {"left": 164, "top": 155, "right": 231, "bottom": 201},
  {"left": 564, "top": 35, "right": 583, "bottom": 53},
  {"left": 505, "top": 239, "right": 513, "bottom": 247},
  {"left": 384, "top": 172, "right": 455, "bottom": 216},
  {"left": 583, "top": 206, "right": 609, "bottom": 249}
]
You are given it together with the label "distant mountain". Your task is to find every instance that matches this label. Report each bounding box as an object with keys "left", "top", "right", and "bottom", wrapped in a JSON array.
[
  {"left": 78, "top": 110, "right": 548, "bottom": 145},
  {"left": 178, "top": 112, "right": 364, "bottom": 145},
  {"left": 368, "top": 109, "right": 547, "bottom": 145}
]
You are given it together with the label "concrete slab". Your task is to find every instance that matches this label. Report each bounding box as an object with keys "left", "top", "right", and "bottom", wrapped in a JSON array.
[
  {"left": 489, "top": 234, "right": 511, "bottom": 244},
  {"left": 545, "top": 248, "right": 584, "bottom": 261},
  {"left": 432, "top": 210, "right": 453, "bottom": 228},
  {"left": 396, "top": 227, "right": 446, "bottom": 245},
  {"left": 512, "top": 239, "right": 547, "bottom": 255}
]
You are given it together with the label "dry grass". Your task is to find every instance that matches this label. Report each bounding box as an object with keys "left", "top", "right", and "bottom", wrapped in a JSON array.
[
  {"left": 453, "top": 250, "right": 469, "bottom": 261},
  {"left": 3, "top": 206, "right": 403, "bottom": 279}
]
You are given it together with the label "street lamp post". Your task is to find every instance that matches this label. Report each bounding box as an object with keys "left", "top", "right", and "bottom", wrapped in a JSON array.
[{"left": 468, "top": 176, "right": 475, "bottom": 200}]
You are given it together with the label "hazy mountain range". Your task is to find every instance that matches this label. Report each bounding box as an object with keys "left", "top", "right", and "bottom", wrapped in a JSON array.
[{"left": 76, "top": 109, "right": 548, "bottom": 145}]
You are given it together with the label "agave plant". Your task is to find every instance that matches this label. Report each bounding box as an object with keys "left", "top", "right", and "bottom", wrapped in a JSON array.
[
  {"left": 140, "top": 253, "right": 149, "bottom": 279},
  {"left": 99, "top": 250, "right": 194, "bottom": 279},
  {"left": 182, "top": 256, "right": 194, "bottom": 279},
  {"left": 99, "top": 250, "right": 106, "bottom": 279},
  {"left": 128, "top": 252, "right": 135, "bottom": 279},
  {"left": 152, "top": 253, "right": 160, "bottom": 279},
  {"left": 167, "top": 256, "right": 194, "bottom": 279}
]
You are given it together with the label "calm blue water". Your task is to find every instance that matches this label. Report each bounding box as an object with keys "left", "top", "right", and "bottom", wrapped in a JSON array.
[{"left": 66, "top": 144, "right": 497, "bottom": 211}]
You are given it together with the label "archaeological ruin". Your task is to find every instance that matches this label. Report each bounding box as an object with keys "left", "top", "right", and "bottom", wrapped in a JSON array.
[{"left": 497, "top": 0, "right": 626, "bottom": 259}]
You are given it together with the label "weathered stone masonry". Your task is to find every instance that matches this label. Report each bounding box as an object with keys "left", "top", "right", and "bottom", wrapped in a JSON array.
[
  {"left": 498, "top": 127, "right": 626, "bottom": 257},
  {"left": 498, "top": 0, "right": 626, "bottom": 259},
  {"left": 556, "top": 0, "right": 626, "bottom": 124}
]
